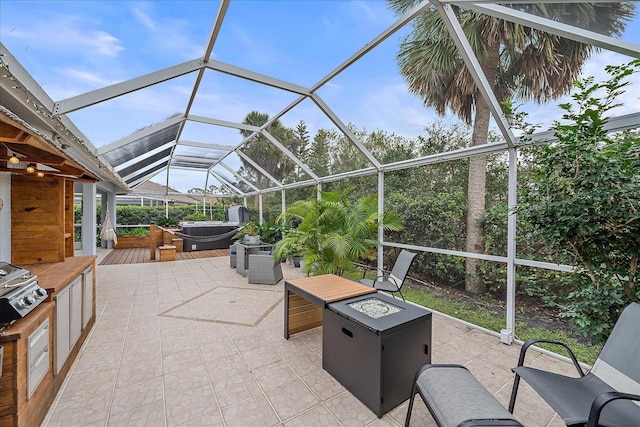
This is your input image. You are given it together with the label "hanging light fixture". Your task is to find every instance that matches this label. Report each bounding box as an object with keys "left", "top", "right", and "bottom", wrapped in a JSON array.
[
  {"left": 26, "top": 163, "right": 36, "bottom": 173},
  {"left": 2, "top": 144, "right": 20, "bottom": 164},
  {"left": 36, "top": 171, "right": 45, "bottom": 178}
]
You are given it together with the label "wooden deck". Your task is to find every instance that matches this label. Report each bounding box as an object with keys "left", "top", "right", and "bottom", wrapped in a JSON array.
[{"left": 99, "top": 247, "right": 229, "bottom": 265}]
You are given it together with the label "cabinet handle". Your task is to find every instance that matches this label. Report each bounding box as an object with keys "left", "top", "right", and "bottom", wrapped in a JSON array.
[
  {"left": 31, "top": 350, "right": 48, "bottom": 371},
  {"left": 30, "top": 326, "right": 49, "bottom": 344},
  {"left": 341, "top": 327, "right": 353, "bottom": 338}
]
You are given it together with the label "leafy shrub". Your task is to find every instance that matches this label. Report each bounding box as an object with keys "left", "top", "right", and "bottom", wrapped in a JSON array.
[
  {"left": 117, "top": 227, "right": 149, "bottom": 237},
  {"left": 183, "top": 211, "right": 208, "bottom": 221}
]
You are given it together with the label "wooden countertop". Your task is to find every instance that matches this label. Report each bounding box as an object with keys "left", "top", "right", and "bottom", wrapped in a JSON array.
[
  {"left": 285, "top": 274, "right": 376, "bottom": 305},
  {"left": 25, "top": 255, "right": 96, "bottom": 295},
  {"left": 0, "top": 301, "right": 54, "bottom": 342}
]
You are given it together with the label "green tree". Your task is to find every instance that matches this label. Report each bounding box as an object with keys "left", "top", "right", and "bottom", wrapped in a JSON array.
[
  {"left": 518, "top": 60, "right": 640, "bottom": 343},
  {"left": 305, "top": 128, "right": 333, "bottom": 177},
  {"left": 289, "top": 120, "right": 310, "bottom": 182},
  {"left": 388, "top": 0, "right": 635, "bottom": 295},
  {"left": 239, "top": 111, "right": 296, "bottom": 189}
]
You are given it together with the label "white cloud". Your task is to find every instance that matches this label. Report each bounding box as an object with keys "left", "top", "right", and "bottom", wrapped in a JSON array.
[
  {"left": 227, "top": 23, "right": 280, "bottom": 66},
  {"left": 132, "top": 8, "right": 156, "bottom": 31},
  {"left": 58, "top": 68, "right": 113, "bottom": 86},
  {"left": 350, "top": 1, "right": 380, "bottom": 24},
  {"left": 4, "top": 16, "right": 123, "bottom": 57}
]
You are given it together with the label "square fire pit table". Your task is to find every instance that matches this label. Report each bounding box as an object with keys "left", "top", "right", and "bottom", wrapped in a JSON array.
[
  {"left": 323, "top": 292, "right": 432, "bottom": 417},
  {"left": 284, "top": 274, "right": 377, "bottom": 339}
]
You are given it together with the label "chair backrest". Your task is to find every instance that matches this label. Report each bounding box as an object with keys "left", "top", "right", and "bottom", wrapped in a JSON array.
[
  {"left": 591, "top": 302, "right": 640, "bottom": 396},
  {"left": 388, "top": 250, "right": 417, "bottom": 289}
]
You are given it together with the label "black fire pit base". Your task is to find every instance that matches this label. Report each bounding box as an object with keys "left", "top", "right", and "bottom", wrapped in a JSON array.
[{"left": 322, "top": 292, "right": 432, "bottom": 417}]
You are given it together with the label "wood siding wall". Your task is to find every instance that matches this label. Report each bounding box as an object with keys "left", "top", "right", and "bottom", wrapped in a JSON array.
[{"left": 11, "top": 175, "right": 65, "bottom": 264}]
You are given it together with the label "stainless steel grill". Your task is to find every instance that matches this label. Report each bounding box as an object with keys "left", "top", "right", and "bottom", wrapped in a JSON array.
[{"left": 0, "top": 261, "right": 48, "bottom": 325}]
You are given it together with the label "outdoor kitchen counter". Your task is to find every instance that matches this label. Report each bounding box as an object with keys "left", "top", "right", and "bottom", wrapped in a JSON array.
[
  {"left": 0, "top": 301, "right": 54, "bottom": 342},
  {"left": 25, "top": 255, "right": 96, "bottom": 298},
  {"left": 0, "top": 301, "right": 56, "bottom": 427}
]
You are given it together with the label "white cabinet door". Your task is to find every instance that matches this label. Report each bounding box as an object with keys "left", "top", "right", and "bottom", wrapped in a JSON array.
[
  {"left": 69, "top": 277, "right": 83, "bottom": 349},
  {"left": 54, "top": 286, "right": 70, "bottom": 375},
  {"left": 82, "top": 267, "right": 93, "bottom": 329}
]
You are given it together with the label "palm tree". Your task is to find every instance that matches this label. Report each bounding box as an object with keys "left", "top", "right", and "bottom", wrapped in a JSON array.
[
  {"left": 239, "top": 111, "right": 296, "bottom": 190},
  {"left": 388, "top": 0, "right": 635, "bottom": 295},
  {"left": 273, "top": 187, "right": 404, "bottom": 277}
]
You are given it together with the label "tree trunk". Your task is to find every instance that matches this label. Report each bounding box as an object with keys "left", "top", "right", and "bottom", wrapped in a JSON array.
[
  {"left": 465, "top": 101, "right": 489, "bottom": 295},
  {"left": 464, "top": 45, "right": 499, "bottom": 296}
]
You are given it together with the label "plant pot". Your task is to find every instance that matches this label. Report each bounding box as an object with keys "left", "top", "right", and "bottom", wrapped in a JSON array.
[
  {"left": 244, "top": 235, "right": 260, "bottom": 244},
  {"left": 292, "top": 255, "right": 301, "bottom": 267},
  {"left": 114, "top": 235, "right": 151, "bottom": 249}
]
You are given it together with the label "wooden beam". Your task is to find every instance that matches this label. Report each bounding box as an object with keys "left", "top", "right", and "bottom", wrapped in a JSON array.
[{"left": 0, "top": 121, "right": 31, "bottom": 143}]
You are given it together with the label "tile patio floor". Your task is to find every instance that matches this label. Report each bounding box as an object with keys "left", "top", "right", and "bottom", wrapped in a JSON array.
[{"left": 41, "top": 253, "right": 575, "bottom": 426}]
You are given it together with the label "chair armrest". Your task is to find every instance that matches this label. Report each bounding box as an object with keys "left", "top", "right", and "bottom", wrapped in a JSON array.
[
  {"left": 586, "top": 391, "right": 640, "bottom": 427},
  {"left": 360, "top": 264, "right": 385, "bottom": 279},
  {"left": 516, "top": 339, "right": 585, "bottom": 377}
]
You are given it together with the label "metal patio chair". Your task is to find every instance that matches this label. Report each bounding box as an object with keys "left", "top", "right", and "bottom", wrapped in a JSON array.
[
  {"left": 360, "top": 249, "right": 417, "bottom": 301},
  {"left": 509, "top": 302, "right": 640, "bottom": 427}
]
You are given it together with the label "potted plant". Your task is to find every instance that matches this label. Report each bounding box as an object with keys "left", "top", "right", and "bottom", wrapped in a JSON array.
[
  {"left": 272, "top": 187, "right": 404, "bottom": 276},
  {"left": 234, "top": 221, "right": 260, "bottom": 244},
  {"left": 114, "top": 227, "right": 151, "bottom": 249}
]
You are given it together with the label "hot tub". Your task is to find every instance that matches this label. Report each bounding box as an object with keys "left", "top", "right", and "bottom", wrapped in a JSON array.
[{"left": 178, "top": 221, "right": 240, "bottom": 251}]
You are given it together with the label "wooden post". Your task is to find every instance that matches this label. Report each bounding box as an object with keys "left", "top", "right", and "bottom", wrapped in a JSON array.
[{"left": 150, "top": 222, "right": 156, "bottom": 260}]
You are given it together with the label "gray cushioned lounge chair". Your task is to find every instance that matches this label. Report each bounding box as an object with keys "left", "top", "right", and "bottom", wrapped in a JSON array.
[
  {"left": 406, "top": 364, "right": 523, "bottom": 427},
  {"left": 360, "top": 249, "right": 416, "bottom": 301},
  {"left": 509, "top": 302, "right": 640, "bottom": 427},
  {"left": 248, "top": 251, "right": 283, "bottom": 285}
]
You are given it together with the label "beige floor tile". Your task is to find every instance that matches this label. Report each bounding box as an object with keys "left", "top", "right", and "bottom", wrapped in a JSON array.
[
  {"left": 264, "top": 378, "right": 320, "bottom": 421},
  {"left": 164, "top": 365, "right": 211, "bottom": 398},
  {"left": 110, "top": 375, "right": 164, "bottom": 416},
  {"left": 240, "top": 343, "right": 282, "bottom": 369},
  {"left": 116, "top": 354, "right": 163, "bottom": 387},
  {"left": 252, "top": 359, "right": 299, "bottom": 391},
  {"left": 163, "top": 348, "right": 205, "bottom": 374},
  {"left": 213, "top": 371, "right": 262, "bottom": 408},
  {"left": 285, "top": 350, "right": 323, "bottom": 378},
  {"left": 205, "top": 352, "right": 248, "bottom": 383},
  {"left": 107, "top": 399, "right": 166, "bottom": 426},
  {"left": 165, "top": 383, "right": 218, "bottom": 426},
  {"left": 221, "top": 394, "right": 281, "bottom": 427},
  {"left": 283, "top": 404, "right": 342, "bottom": 426},
  {"left": 57, "top": 369, "right": 117, "bottom": 404},
  {"left": 179, "top": 411, "right": 225, "bottom": 426},
  {"left": 199, "top": 338, "right": 239, "bottom": 362},
  {"left": 300, "top": 368, "right": 347, "bottom": 401},
  {"left": 46, "top": 396, "right": 112, "bottom": 427},
  {"left": 323, "top": 392, "right": 378, "bottom": 426}
]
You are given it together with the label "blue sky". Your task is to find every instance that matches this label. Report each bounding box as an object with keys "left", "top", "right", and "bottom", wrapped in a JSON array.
[{"left": 1, "top": 1, "right": 639, "bottom": 192}]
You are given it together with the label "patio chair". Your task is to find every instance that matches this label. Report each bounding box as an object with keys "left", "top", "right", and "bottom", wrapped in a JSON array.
[
  {"left": 405, "top": 364, "right": 523, "bottom": 427},
  {"left": 360, "top": 249, "right": 416, "bottom": 301},
  {"left": 509, "top": 302, "right": 640, "bottom": 427},
  {"left": 248, "top": 251, "right": 283, "bottom": 285}
]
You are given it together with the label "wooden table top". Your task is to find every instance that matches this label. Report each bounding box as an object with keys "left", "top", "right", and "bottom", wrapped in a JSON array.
[{"left": 285, "top": 274, "right": 376, "bottom": 303}]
